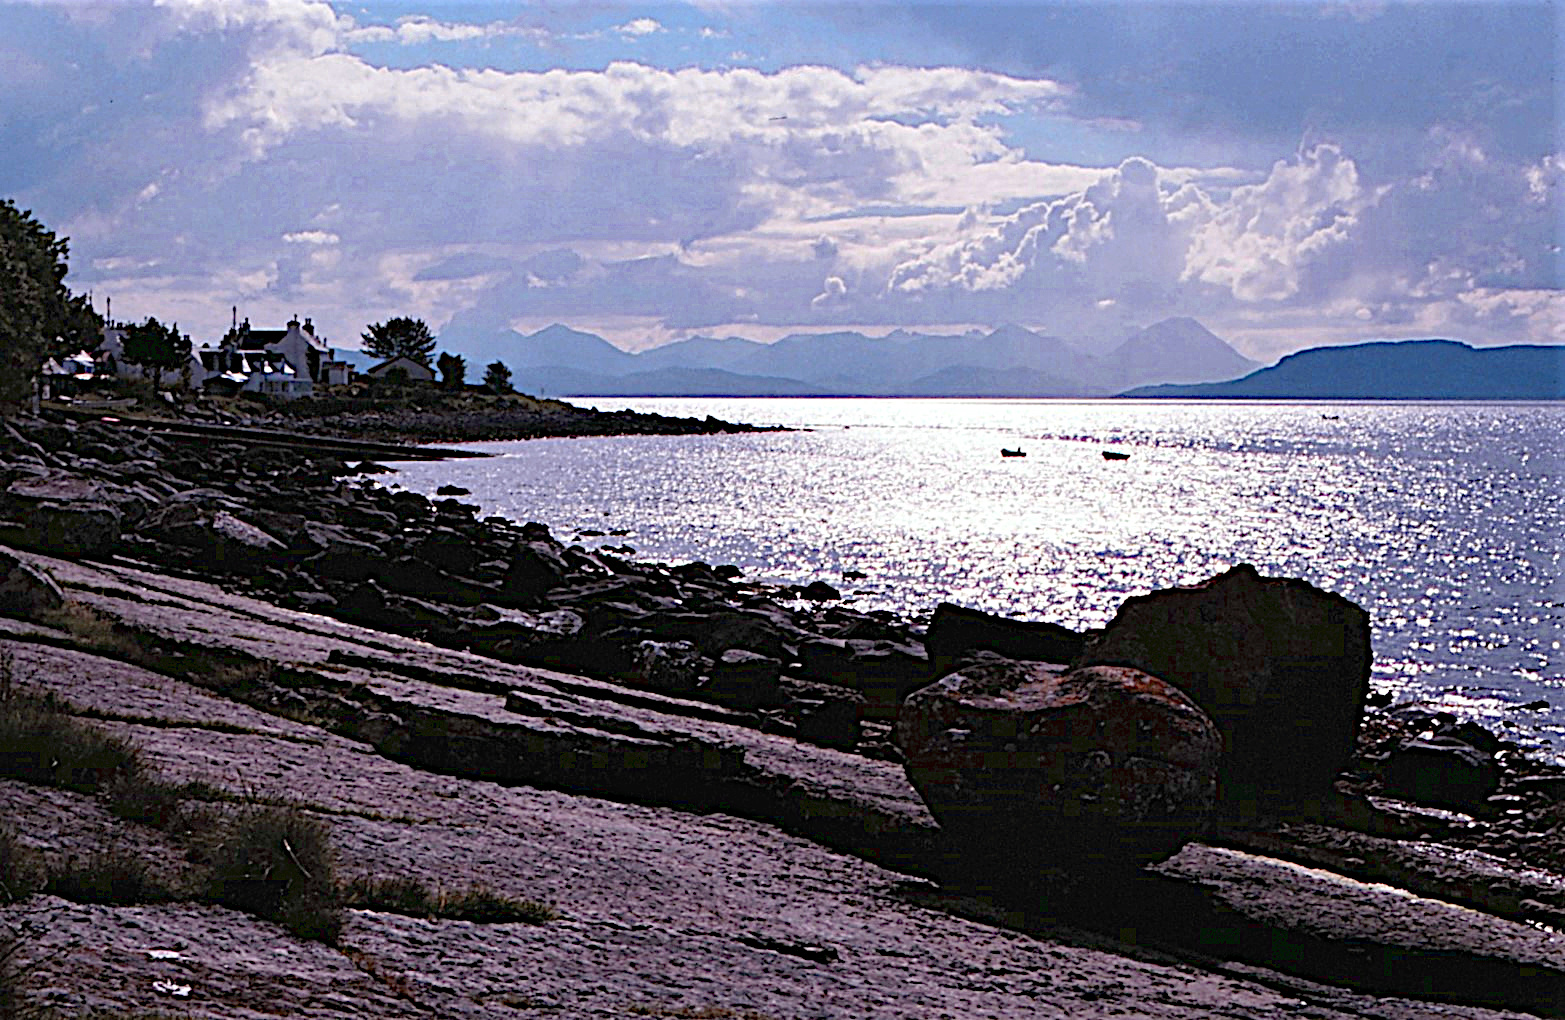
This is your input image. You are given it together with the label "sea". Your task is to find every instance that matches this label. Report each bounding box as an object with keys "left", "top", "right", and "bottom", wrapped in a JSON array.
[{"left": 386, "top": 397, "right": 1565, "bottom": 762}]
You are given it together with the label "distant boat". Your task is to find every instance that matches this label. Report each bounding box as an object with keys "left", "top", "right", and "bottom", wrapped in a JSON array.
[
  {"left": 1102, "top": 450, "right": 1130, "bottom": 461},
  {"left": 1001, "top": 448, "right": 1026, "bottom": 458}
]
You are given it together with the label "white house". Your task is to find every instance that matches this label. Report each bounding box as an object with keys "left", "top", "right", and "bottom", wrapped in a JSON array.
[{"left": 185, "top": 315, "right": 354, "bottom": 397}]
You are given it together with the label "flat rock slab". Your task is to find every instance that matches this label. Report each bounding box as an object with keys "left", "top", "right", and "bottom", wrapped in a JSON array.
[{"left": 1, "top": 550, "right": 1561, "bottom": 1017}]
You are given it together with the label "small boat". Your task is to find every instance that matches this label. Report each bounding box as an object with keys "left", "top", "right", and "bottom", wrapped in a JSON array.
[
  {"left": 1001, "top": 448, "right": 1026, "bottom": 458},
  {"left": 1102, "top": 450, "right": 1130, "bottom": 461}
]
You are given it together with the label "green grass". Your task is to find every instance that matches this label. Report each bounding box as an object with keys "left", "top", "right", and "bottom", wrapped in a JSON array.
[
  {"left": 43, "top": 846, "right": 177, "bottom": 905},
  {"left": 341, "top": 874, "right": 559, "bottom": 924},
  {"left": 0, "top": 683, "right": 141, "bottom": 794},
  {"left": 0, "top": 825, "right": 45, "bottom": 905},
  {"left": 203, "top": 804, "right": 342, "bottom": 944}
]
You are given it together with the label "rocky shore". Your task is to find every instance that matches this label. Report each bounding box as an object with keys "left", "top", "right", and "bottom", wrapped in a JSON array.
[{"left": 0, "top": 410, "right": 1562, "bottom": 1018}]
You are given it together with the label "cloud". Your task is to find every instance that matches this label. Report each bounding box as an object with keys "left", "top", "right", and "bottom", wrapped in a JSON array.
[
  {"left": 810, "top": 275, "right": 847, "bottom": 308},
  {"left": 616, "top": 17, "right": 663, "bottom": 38},
  {"left": 283, "top": 230, "right": 339, "bottom": 245}
]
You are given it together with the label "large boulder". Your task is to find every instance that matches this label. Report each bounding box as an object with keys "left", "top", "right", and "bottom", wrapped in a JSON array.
[
  {"left": 0, "top": 473, "right": 123, "bottom": 558},
  {"left": 896, "top": 655, "right": 1220, "bottom": 882},
  {"left": 142, "top": 499, "right": 286, "bottom": 574},
  {"left": 924, "top": 602, "right": 1084, "bottom": 677},
  {"left": 1075, "top": 564, "right": 1371, "bottom": 810}
]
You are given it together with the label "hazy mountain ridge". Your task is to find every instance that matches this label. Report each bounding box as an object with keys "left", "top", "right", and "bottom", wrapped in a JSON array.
[
  {"left": 452, "top": 317, "right": 1261, "bottom": 397},
  {"left": 1125, "top": 339, "right": 1565, "bottom": 400}
]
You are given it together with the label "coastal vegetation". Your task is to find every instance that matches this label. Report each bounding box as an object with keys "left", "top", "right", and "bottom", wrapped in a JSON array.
[
  {"left": 0, "top": 199, "right": 100, "bottom": 410},
  {"left": 360, "top": 316, "right": 438, "bottom": 367}
]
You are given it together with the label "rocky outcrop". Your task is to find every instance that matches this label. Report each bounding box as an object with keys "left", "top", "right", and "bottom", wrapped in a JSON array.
[
  {"left": 896, "top": 654, "right": 1222, "bottom": 885},
  {"left": 1076, "top": 565, "right": 1371, "bottom": 811},
  {"left": 924, "top": 601, "right": 1083, "bottom": 677},
  {"left": 0, "top": 472, "right": 124, "bottom": 558},
  {"left": 0, "top": 547, "right": 63, "bottom": 616}
]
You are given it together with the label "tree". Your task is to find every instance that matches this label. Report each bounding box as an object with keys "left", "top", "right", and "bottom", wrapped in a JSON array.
[
  {"left": 361, "top": 317, "right": 437, "bottom": 366},
  {"left": 483, "top": 360, "right": 513, "bottom": 394},
  {"left": 0, "top": 198, "right": 102, "bottom": 408},
  {"left": 119, "top": 317, "right": 192, "bottom": 393},
  {"left": 436, "top": 351, "right": 467, "bottom": 389}
]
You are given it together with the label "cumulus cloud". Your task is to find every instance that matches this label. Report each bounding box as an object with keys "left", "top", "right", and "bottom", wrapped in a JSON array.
[{"left": 2, "top": 0, "right": 1554, "bottom": 350}]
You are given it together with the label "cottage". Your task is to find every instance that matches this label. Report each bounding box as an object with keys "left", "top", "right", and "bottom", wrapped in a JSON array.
[{"left": 365, "top": 356, "right": 436, "bottom": 383}]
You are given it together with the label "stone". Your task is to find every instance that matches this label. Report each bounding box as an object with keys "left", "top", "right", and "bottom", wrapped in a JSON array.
[
  {"left": 0, "top": 473, "right": 123, "bottom": 558},
  {"left": 503, "top": 540, "right": 570, "bottom": 599},
  {"left": 798, "top": 580, "right": 841, "bottom": 601},
  {"left": 896, "top": 654, "right": 1221, "bottom": 880},
  {"left": 924, "top": 602, "right": 1083, "bottom": 678},
  {"left": 798, "top": 638, "right": 931, "bottom": 720},
  {"left": 702, "top": 649, "right": 785, "bottom": 710},
  {"left": 633, "top": 639, "right": 705, "bottom": 694},
  {"left": 1381, "top": 737, "right": 1502, "bottom": 813},
  {"left": 1076, "top": 564, "right": 1370, "bottom": 809},
  {"left": 143, "top": 501, "right": 286, "bottom": 574},
  {"left": 0, "top": 547, "right": 64, "bottom": 617},
  {"left": 781, "top": 677, "right": 863, "bottom": 750}
]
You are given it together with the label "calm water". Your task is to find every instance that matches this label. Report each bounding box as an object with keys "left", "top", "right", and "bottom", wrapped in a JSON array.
[{"left": 390, "top": 398, "right": 1565, "bottom": 761}]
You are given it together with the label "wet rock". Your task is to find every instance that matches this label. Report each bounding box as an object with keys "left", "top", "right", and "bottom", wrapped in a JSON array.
[
  {"left": 798, "top": 580, "right": 841, "bottom": 601},
  {"left": 925, "top": 602, "right": 1083, "bottom": 678},
  {"left": 897, "top": 654, "right": 1221, "bottom": 882},
  {"left": 0, "top": 546, "right": 64, "bottom": 616},
  {"left": 1381, "top": 737, "right": 1502, "bottom": 813},
  {"left": 1076, "top": 564, "right": 1370, "bottom": 810},
  {"left": 435, "top": 484, "right": 470, "bottom": 496}
]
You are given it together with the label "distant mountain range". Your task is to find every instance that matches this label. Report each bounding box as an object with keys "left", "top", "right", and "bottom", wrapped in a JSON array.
[
  {"left": 438, "top": 321, "right": 1561, "bottom": 400},
  {"left": 451, "top": 317, "right": 1260, "bottom": 398},
  {"left": 1126, "top": 340, "right": 1565, "bottom": 400}
]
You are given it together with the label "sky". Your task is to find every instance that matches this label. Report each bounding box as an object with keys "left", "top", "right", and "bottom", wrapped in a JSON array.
[{"left": 1, "top": 0, "right": 1558, "bottom": 362}]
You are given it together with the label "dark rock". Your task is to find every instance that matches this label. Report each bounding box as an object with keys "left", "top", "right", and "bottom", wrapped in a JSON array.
[
  {"left": 798, "top": 638, "right": 931, "bottom": 720},
  {"left": 798, "top": 580, "right": 841, "bottom": 601},
  {"left": 141, "top": 500, "right": 287, "bottom": 573},
  {"left": 702, "top": 649, "right": 785, "bottom": 710},
  {"left": 0, "top": 547, "right": 64, "bottom": 617},
  {"left": 714, "top": 564, "right": 743, "bottom": 580},
  {"left": 781, "top": 676, "right": 862, "bottom": 750},
  {"left": 0, "top": 473, "right": 123, "bottom": 558},
  {"left": 925, "top": 602, "right": 1083, "bottom": 677},
  {"left": 435, "top": 484, "right": 471, "bottom": 496},
  {"left": 503, "top": 540, "right": 570, "bottom": 599},
  {"left": 1076, "top": 564, "right": 1370, "bottom": 810},
  {"left": 633, "top": 640, "right": 705, "bottom": 694},
  {"left": 896, "top": 654, "right": 1221, "bottom": 881},
  {"left": 414, "top": 527, "right": 482, "bottom": 577},
  {"left": 1381, "top": 737, "right": 1502, "bottom": 813}
]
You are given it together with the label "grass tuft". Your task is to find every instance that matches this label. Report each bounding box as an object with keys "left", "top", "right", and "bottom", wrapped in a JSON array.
[
  {"left": 0, "top": 683, "right": 141, "bottom": 794},
  {"left": 341, "top": 874, "right": 558, "bottom": 924},
  {"left": 0, "top": 825, "right": 45, "bottom": 905},
  {"left": 204, "top": 804, "right": 341, "bottom": 944},
  {"left": 44, "top": 846, "right": 175, "bottom": 905}
]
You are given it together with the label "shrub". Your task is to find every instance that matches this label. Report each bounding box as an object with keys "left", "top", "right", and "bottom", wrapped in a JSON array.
[
  {"left": 341, "top": 874, "right": 433, "bottom": 916},
  {"left": 0, "top": 825, "right": 45, "bottom": 904},
  {"left": 44, "top": 847, "right": 173, "bottom": 905},
  {"left": 204, "top": 805, "right": 341, "bottom": 943}
]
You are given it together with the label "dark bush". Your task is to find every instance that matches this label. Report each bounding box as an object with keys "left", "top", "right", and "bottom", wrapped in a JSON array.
[{"left": 205, "top": 805, "right": 341, "bottom": 943}]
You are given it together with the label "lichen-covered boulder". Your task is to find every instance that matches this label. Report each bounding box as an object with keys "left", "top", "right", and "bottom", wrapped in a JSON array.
[
  {"left": 896, "top": 654, "right": 1221, "bottom": 880},
  {"left": 1075, "top": 564, "right": 1371, "bottom": 809}
]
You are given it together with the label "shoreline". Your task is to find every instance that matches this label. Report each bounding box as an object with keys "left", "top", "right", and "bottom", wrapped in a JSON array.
[{"left": 0, "top": 409, "right": 1562, "bottom": 1016}]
